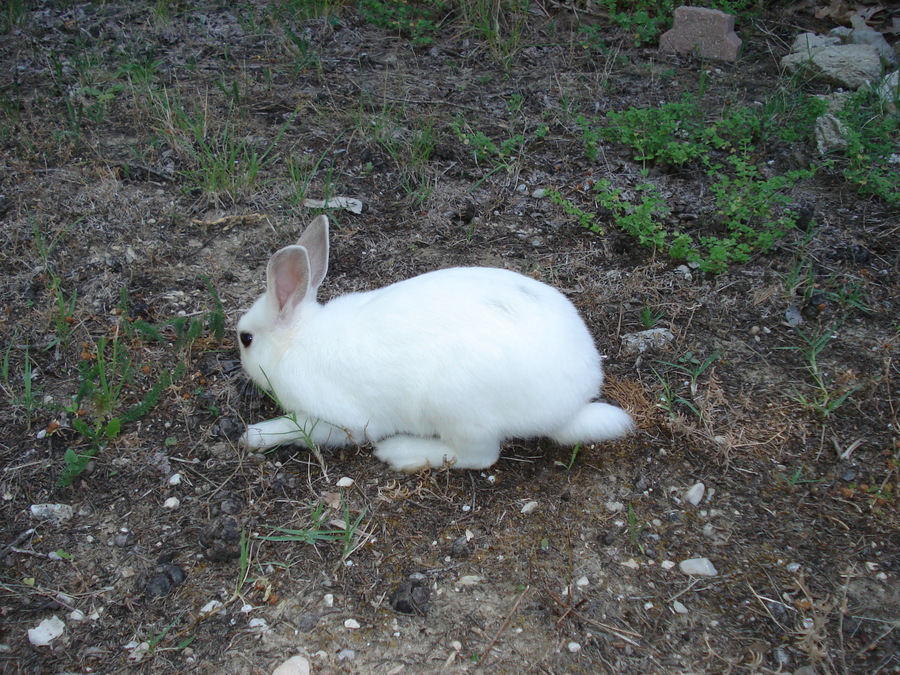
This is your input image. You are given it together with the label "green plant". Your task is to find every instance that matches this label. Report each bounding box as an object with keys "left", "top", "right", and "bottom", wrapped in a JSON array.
[
  {"left": 3, "top": 0, "right": 27, "bottom": 33},
  {"left": 650, "top": 350, "right": 719, "bottom": 421},
  {"left": 154, "top": 92, "right": 292, "bottom": 201},
  {"left": 834, "top": 89, "right": 900, "bottom": 204},
  {"left": 80, "top": 334, "right": 132, "bottom": 416},
  {"left": 260, "top": 496, "right": 367, "bottom": 558},
  {"left": 627, "top": 503, "right": 644, "bottom": 552},
  {"left": 650, "top": 364, "right": 702, "bottom": 421},
  {"left": 593, "top": 179, "right": 672, "bottom": 248},
  {"left": 639, "top": 304, "right": 665, "bottom": 329},
  {"left": 554, "top": 442, "right": 582, "bottom": 470},
  {"left": 778, "top": 466, "right": 823, "bottom": 487},
  {"left": 548, "top": 189, "right": 601, "bottom": 233},
  {"left": 48, "top": 277, "right": 78, "bottom": 350},
  {"left": 358, "top": 0, "right": 446, "bottom": 46},
  {"left": 782, "top": 325, "right": 860, "bottom": 419},
  {"left": 602, "top": 98, "right": 706, "bottom": 166},
  {"left": 2, "top": 346, "right": 42, "bottom": 428},
  {"left": 704, "top": 155, "right": 815, "bottom": 272},
  {"left": 459, "top": 0, "right": 530, "bottom": 67}
]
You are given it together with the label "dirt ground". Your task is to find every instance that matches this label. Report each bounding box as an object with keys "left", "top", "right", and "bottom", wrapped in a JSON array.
[{"left": 0, "top": 2, "right": 898, "bottom": 674}]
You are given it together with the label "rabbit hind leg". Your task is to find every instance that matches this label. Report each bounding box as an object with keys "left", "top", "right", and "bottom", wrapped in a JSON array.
[
  {"left": 548, "top": 402, "right": 634, "bottom": 446},
  {"left": 374, "top": 435, "right": 500, "bottom": 471}
]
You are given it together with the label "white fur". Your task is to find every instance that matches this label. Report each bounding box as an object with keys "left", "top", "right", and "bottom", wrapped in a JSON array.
[{"left": 237, "top": 215, "right": 633, "bottom": 470}]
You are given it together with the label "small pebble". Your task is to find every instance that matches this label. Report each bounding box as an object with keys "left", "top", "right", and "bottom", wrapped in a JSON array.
[
  {"left": 456, "top": 575, "right": 484, "bottom": 586},
  {"left": 679, "top": 558, "right": 719, "bottom": 577},
  {"left": 567, "top": 641, "right": 581, "bottom": 653},
  {"left": 168, "top": 473, "right": 182, "bottom": 486},
  {"left": 684, "top": 482, "right": 705, "bottom": 506},
  {"left": 344, "top": 619, "right": 361, "bottom": 629},
  {"left": 27, "top": 616, "right": 65, "bottom": 647},
  {"left": 336, "top": 477, "right": 354, "bottom": 488},
  {"left": 337, "top": 649, "right": 356, "bottom": 661},
  {"left": 672, "top": 600, "right": 688, "bottom": 614},
  {"left": 520, "top": 500, "right": 539, "bottom": 514},
  {"left": 272, "top": 655, "right": 311, "bottom": 675},
  {"left": 163, "top": 497, "right": 180, "bottom": 509},
  {"left": 531, "top": 188, "right": 547, "bottom": 198},
  {"left": 248, "top": 617, "right": 268, "bottom": 631}
]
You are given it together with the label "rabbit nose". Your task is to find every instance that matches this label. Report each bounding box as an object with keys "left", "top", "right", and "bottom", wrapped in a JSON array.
[{"left": 239, "top": 333, "right": 253, "bottom": 348}]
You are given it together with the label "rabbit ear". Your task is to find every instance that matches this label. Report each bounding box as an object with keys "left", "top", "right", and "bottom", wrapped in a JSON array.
[
  {"left": 266, "top": 245, "right": 312, "bottom": 317},
  {"left": 296, "top": 214, "right": 329, "bottom": 291}
]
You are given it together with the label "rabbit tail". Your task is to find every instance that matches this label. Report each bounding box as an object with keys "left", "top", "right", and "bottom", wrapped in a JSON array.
[{"left": 549, "top": 402, "right": 634, "bottom": 446}]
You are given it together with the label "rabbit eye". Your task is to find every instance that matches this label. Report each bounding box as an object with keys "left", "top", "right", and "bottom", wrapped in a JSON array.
[{"left": 239, "top": 332, "right": 253, "bottom": 348}]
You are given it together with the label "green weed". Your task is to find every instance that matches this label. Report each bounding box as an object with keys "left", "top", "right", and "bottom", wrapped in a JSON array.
[
  {"left": 554, "top": 442, "right": 582, "bottom": 471},
  {"left": 460, "top": 0, "right": 530, "bottom": 67},
  {"left": 639, "top": 304, "right": 665, "bottom": 329},
  {"left": 358, "top": 0, "right": 446, "bottom": 46},
  {"left": 260, "top": 496, "right": 367, "bottom": 559},
  {"left": 834, "top": 89, "right": 900, "bottom": 204},
  {"left": 2, "top": 346, "right": 42, "bottom": 428},
  {"left": 154, "top": 92, "right": 292, "bottom": 200},
  {"left": 48, "top": 277, "right": 78, "bottom": 350},
  {"left": 781, "top": 325, "right": 860, "bottom": 419},
  {"left": 650, "top": 350, "right": 719, "bottom": 422}
]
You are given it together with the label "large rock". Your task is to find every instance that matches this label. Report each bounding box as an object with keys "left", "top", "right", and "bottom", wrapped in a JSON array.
[{"left": 781, "top": 38, "right": 883, "bottom": 90}]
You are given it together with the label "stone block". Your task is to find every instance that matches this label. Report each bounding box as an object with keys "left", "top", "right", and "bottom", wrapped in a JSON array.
[
  {"left": 659, "top": 6, "right": 741, "bottom": 61},
  {"left": 659, "top": 6, "right": 742, "bottom": 62}
]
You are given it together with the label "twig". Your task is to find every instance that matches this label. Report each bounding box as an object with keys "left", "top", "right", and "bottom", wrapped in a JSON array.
[
  {"left": 479, "top": 584, "right": 529, "bottom": 664},
  {"left": 0, "top": 529, "right": 36, "bottom": 560}
]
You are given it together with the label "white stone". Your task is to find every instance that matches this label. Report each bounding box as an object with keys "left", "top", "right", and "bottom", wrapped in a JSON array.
[
  {"left": 605, "top": 500, "right": 625, "bottom": 513},
  {"left": 567, "top": 641, "right": 582, "bottom": 653},
  {"left": 620, "top": 328, "right": 676, "bottom": 356},
  {"left": 661, "top": 560, "right": 676, "bottom": 570},
  {"left": 520, "top": 500, "right": 539, "bottom": 514},
  {"left": 621, "top": 558, "right": 641, "bottom": 570},
  {"left": 272, "top": 655, "right": 311, "bottom": 675},
  {"left": 684, "top": 482, "right": 705, "bottom": 506},
  {"left": 344, "top": 619, "right": 361, "bottom": 629},
  {"left": 336, "top": 477, "right": 354, "bottom": 487},
  {"left": 163, "top": 497, "right": 180, "bottom": 509},
  {"left": 456, "top": 575, "right": 484, "bottom": 586},
  {"left": 672, "top": 600, "right": 688, "bottom": 614},
  {"left": 29, "top": 503, "right": 74, "bottom": 524},
  {"left": 200, "top": 600, "right": 225, "bottom": 614},
  {"left": 248, "top": 617, "right": 268, "bottom": 631},
  {"left": 128, "top": 641, "right": 151, "bottom": 662},
  {"left": 27, "top": 616, "right": 65, "bottom": 646},
  {"left": 781, "top": 43, "right": 883, "bottom": 90},
  {"left": 168, "top": 473, "right": 182, "bottom": 485},
  {"left": 679, "top": 557, "right": 719, "bottom": 577}
]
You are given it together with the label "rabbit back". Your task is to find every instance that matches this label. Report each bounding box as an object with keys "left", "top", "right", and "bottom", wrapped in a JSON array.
[{"left": 273, "top": 266, "right": 605, "bottom": 444}]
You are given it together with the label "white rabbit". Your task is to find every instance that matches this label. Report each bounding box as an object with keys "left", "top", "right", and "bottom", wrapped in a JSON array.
[{"left": 237, "top": 215, "right": 633, "bottom": 471}]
